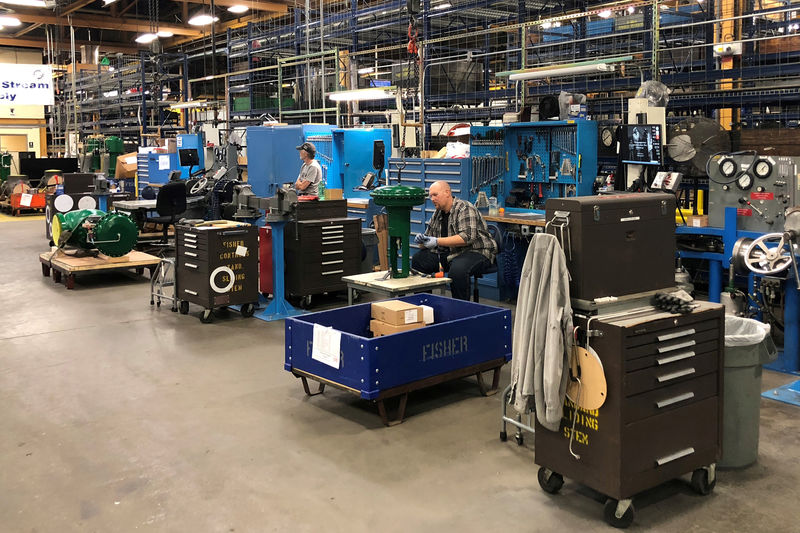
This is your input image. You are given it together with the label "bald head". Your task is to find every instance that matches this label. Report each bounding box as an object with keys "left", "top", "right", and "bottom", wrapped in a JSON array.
[{"left": 429, "top": 181, "right": 454, "bottom": 212}]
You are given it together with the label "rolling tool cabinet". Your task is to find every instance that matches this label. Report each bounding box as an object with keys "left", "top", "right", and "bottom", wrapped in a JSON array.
[
  {"left": 175, "top": 222, "right": 259, "bottom": 322},
  {"left": 535, "top": 302, "right": 724, "bottom": 528}
]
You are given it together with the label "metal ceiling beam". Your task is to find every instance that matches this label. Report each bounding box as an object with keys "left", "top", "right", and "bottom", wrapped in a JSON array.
[
  {"left": 170, "top": 0, "right": 289, "bottom": 14},
  {"left": 10, "top": 11, "right": 203, "bottom": 36},
  {"left": 0, "top": 37, "right": 140, "bottom": 54}
]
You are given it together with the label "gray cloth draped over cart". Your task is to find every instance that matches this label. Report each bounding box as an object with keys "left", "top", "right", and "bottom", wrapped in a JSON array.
[{"left": 509, "top": 233, "right": 573, "bottom": 431}]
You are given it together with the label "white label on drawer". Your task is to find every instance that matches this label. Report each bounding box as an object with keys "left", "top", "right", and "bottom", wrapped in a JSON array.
[
  {"left": 235, "top": 245, "right": 247, "bottom": 257},
  {"left": 404, "top": 309, "right": 419, "bottom": 324},
  {"left": 312, "top": 324, "right": 341, "bottom": 369}
]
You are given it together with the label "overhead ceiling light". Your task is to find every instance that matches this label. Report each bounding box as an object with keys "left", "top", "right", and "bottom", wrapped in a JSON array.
[
  {"left": 135, "top": 33, "right": 158, "bottom": 44},
  {"left": 498, "top": 56, "right": 632, "bottom": 81},
  {"left": 157, "top": 30, "right": 173, "bottom": 38},
  {"left": 328, "top": 87, "right": 396, "bottom": 102},
  {"left": 433, "top": 2, "right": 451, "bottom": 9},
  {"left": 0, "top": 0, "right": 45, "bottom": 7},
  {"left": 0, "top": 16, "right": 21, "bottom": 26},
  {"left": 102, "top": 0, "right": 119, "bottom": 5},
  {"left": 228, "top": 5, "right": 248, "bottom": 14},
  {"left": 627, "top": 6, "right": 635, "bottom": 13},
  {"left": 188, "top": 12, "right": 219, "bottom": 26},
  {"left": 598, "top": 10, "right": 612, "bottom": 18}
]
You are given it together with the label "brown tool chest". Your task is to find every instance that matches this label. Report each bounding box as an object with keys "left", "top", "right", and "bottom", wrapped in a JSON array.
[
  {"left": 284, "top": 217, "right": 361, "bottom": 298},
  {"left": 534, "top": 302, "right": 724, "bottom": 527},
  {"left": 175, "top": 223, "right": 259, "bottom": 322}
]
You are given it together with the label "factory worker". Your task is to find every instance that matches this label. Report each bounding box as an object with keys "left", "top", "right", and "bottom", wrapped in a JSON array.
[{"left": 294, "top": 142, "right": 322, "bottom": 196}]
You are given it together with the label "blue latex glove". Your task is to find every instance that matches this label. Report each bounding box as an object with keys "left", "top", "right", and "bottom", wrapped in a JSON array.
[
  {"left": 423, "top": 236, "right": 438, "bottom": 249},
  {"left": 414, "top": 233, "right": 427, "bottom": 245}
]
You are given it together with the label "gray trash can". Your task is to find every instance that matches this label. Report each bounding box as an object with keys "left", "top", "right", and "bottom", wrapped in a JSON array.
[
  {"left": 361, "top": 228, "right": 379, "bottom": 273},
  {"left": 720, "top": 315, "right": 778, "bottom": 468}
]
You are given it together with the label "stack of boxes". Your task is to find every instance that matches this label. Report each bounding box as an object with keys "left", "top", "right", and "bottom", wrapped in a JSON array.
[{"left": 370, "top": 300, "right": 434, "bottom": 337}]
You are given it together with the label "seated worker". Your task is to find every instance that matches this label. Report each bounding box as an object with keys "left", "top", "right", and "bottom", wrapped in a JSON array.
[
  {"left": 294, "top": 142, "right": 322, "bottom": 196},
  {"left": 412, "top": 180, "right": 497, "bottom": 300}
]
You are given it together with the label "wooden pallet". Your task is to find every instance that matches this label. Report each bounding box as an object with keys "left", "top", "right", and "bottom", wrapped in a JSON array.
[{"left": 39, "top": 250, "right": 161, "bottom": 289}]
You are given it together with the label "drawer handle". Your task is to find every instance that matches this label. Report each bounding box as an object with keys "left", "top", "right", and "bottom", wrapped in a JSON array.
[
  {"left": 657, "top": 351, "right": 696, "bottom": 365},
  {"left": 657, "top": 328, "right": 696, "bottom": 342},
  {"left": 657, "top": 367, "right": 696, "bottom": 383},
  {"left": 322, "top": 225, "right": 344, "bottom": 230},
  {"left": 184, "top": 251, "right": 197, "bottom": 258},
  {"left": 183, "top": 238, "right": 197, "bottom": 243},
  {"left": 321, "top": 250, "right": 343, "bottom": 255},
  {"left": 322, "top": 260, "right": 344, "bottom": 266},
  {"left": 322, "top": 269, "right": 344, "bottom": 275},
  {"left": 184, "top": 244, "right": 197, "bottom": 249},
  {"left": 656, "top": 391, "right": 695, "bottom": 409},
  {"left": 657, "top": 340, "right": 696, "bottom": 353},
  {"left": 184, "top": 233, "right": 197, "bottom": 238},
  {"left": 184, "top": 289, "right": 198, "bottom": 296},
  {"left": 185, "top": 262, "right": 198, "bottom": 269},
  {"left": 323, "top": 240, "right": 344, "bottom": 245},
  {"left": 656, "top": 447, "right": 695, "bottom": 466}
]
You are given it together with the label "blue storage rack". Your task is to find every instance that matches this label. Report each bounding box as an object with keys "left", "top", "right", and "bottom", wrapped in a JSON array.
[{"left": 284, "top": 293, "right": 512, "bottom": 424}]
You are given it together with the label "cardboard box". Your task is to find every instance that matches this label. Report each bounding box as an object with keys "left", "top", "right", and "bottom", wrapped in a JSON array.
[
  {"left": 115, "top": 152, "right": 138, "bottom": 179},
  {"left": 687, "top": 215, "right": 709, "bottom": 228},
  {"left": 325, "top": 188, "right": 344, "bottom": 200},
  {"left": 163, "top": 138, "right": 177, "bottom": 153},
  {"left": 370, "top": 319, "right": 424, "bottom": 337},
  {"left": 371, "top": 300, "right": 424, "bottom": 326}
]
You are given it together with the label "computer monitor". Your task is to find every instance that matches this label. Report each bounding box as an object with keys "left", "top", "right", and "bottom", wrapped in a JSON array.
[
  {"left": 178, "top": 148, "right": 200, "bottom": 167},
  {"left": 620, "top": 124, "right": 662, "bottom": 166}
]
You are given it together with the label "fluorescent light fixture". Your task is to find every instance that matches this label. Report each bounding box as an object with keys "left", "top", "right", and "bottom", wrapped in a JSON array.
[
  {"left": 357, "top": 67, "right": 375, "bottom": 74},
  {"left": 0, "top": 16, "right": 21, "bottom": 26},
  {"left": 0, "top": 0, "right": 45, "bottom": 6},
  {"left": 509, "top": 62, "right": 614, "bottom": 81},
  {"left": 189, "top": 13, "right": 219, "bottom": 26},
  {"left": 135, "top": 33, "right": 157, "bottom": 44},
  {"left": 169, "top": 100, "right": 220, "bottom": 110},
  {"left": 433, "top": 2, "right": 451, "bottom": 9},
  {"left": 103, "top": 0, "right": 119, "bottom": 5},
  {"left": 598, "top": 10, "right": 612, "bottom": 18},
  {"left": 328, "top": 87, "right": 396, "bottom": 102},
  {"left": 228, "top": 4, "right": 248, "bottom": 14},
  {"left": 157, "top": 30, "right": 173, "bottom": 37}
]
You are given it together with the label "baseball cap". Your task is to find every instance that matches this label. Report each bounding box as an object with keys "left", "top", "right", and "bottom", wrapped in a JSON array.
[{"left": 296, "top": 142, "right": 316, "bottom": 157}]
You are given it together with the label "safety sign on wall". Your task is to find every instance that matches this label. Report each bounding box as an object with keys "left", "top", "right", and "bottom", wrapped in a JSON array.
[{"left": 0, "top": 64, "right": 54, "bottom": 106}]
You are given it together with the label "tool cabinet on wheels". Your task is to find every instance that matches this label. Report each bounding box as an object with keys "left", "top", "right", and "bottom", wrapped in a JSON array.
[{"left": 534, "top": 302, "right": 724, "bottom": 528}]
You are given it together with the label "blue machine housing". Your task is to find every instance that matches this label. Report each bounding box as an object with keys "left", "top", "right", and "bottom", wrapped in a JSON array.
[
  {"left": 136, "top": 133, "right": 205, "bottom": 195},
  {"left": 284, "top": 294, "right": 512, "bottom": 400}
]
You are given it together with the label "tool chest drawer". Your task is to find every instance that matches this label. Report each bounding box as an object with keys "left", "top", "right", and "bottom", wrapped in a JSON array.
[
  {"left": 624, "top": 322, "right": 719, "bottom": 361},
  {"left": 625, "top": 339, "right": 718, "bottom": 372},
  {"left": 623, "top": 371, "right": 718, "bottom": 422},
  {"left": 176, "top": 256, "right": 209, "bottom": 274},
  {"left": 622, "top": 397, "right": 718, "bottom": 475},
  {"left": 624, "top": 349, "right": 719, "bottom": 396},
  {"left": 624, "top": 317, "right": 719, "bottom": 349}
]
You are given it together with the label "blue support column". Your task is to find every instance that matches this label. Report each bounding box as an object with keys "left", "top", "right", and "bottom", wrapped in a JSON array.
[{"left": 253, "top": 221, "right": 305, "bottom": 322}]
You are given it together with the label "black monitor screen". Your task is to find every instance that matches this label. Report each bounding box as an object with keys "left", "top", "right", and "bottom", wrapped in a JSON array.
[
  {"left": 178, "top": 148, "right": 199, "bottom": 167},
  {"left": 620, "top": 124, "right": 662, "bottom": 166},
  {"left": 63, "top": 173, "right": 97, "bottom": 195}
]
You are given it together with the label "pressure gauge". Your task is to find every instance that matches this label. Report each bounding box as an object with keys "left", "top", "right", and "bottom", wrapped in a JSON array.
[
  {"left": 754, "top": 159, "right": 772, "bottom": 179},
  {"left": 719, "top": 157, "right": 738, "bottom": 178},
  {"left": 601, "top": 127, "right": 615, "bottom": 147},
  {"left": 736, "top": 173, "right": 753, "bottom": 190}
]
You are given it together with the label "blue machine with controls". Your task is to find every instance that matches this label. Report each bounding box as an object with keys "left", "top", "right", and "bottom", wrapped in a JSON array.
[{"left": 136, "top": 133, "right": 205, "bottom": 196}]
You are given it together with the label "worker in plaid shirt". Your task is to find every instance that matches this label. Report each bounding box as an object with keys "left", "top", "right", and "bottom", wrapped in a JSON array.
[{"left": 412, "top": 181, "right": 497, "bottom": 300}]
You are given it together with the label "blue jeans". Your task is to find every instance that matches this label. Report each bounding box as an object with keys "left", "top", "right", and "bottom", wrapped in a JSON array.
[{"left": 411, "top": 249, "right": 491, "bottom": 300}]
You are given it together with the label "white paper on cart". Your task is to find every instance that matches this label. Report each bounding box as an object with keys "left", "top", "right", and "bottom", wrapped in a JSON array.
[{"left": 312, "top": 324, "right": 341, "bottom": 369}]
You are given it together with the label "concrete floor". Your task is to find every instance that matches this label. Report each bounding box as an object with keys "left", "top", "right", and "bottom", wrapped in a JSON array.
[{"left": 2, "top": 216, "right": 800, "bottom": 532}]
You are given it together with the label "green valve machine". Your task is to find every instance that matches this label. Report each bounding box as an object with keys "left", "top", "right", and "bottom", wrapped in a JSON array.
[
  {"left": 370, "top": 184, "right": 427, "bottom": 278},
  {"left": 85, "top": 136, "right": 124, "bottom": 178},
  {"left": 52, "top": 209, "right": 138, "bottom": 257}
]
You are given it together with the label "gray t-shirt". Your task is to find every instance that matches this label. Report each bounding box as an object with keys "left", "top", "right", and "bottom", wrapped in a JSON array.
[{"left": 297, "top": 160, "right": 322, "bottom": 195}]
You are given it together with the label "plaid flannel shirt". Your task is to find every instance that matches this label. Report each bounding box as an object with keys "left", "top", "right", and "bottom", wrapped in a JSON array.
[{"left": 426, "top": 198, "right": 497, "bottom": 262}]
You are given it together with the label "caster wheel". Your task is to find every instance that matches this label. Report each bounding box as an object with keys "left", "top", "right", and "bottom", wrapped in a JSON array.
[
  {"left": 49, "top": 239, "right": 55, "bottom": 247},
  {"left": 241, "top": 303, "right": 255, "bottom": 318},
  {"left": 500, "top": 431, "right": 507, "bottom": 442},
  {"left": 690, "top": 468, "right": 716, "bottom": 495},
  {"left": 200, "top": 309, "right": 213, "bottom": 323},
  {"left": 537, "top": 467, "right": 564, "bottom": 494},
  {"left": 515, "top": 433, "right": 524, "bottom": 446},
  {"left": 179, "top": 301, "right": 189, "bottom": 315},
  {"left": 603, "top": 499, "right": 635, "bottom": 529},
  {"left": 156, "top": 301, "right": 161, "bottom": 307},
  {"left": 150, "top": 299, "right": 154, "bottom": 306},
  {"left": 299, "top": 295, "right": 312, "bottom": 309}
]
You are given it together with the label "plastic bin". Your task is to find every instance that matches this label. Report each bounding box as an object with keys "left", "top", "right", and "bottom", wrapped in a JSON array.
[
  {"left": 361, "top": 228, "right": 379, "bottom": 273},
  {"left": 720, "top": 316, "right": 778, "bottom": 468}
]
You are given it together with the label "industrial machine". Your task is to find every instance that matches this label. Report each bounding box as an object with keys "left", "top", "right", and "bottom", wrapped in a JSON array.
[
  {"left": 708, "top": 153, "right": 798, "bottom": 232},
  {"left": 84, "top": 136, "right": 124, "bottom": 178},
  {"left": 371, "top": 184, "right": 427, "bottom": 278},
  {"left": 52, "top": 209, "right": 138, "bottom": 257},
  {"left": 0, "top": 151, "right": 11, "bottom": 183}
]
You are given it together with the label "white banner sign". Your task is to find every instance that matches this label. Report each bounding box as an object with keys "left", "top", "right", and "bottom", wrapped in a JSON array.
[{"left": 0, "top": 64, "right": 54, "bottom": 106}]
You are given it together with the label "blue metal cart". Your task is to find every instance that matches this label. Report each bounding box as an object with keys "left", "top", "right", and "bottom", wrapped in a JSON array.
[{"left": 284, "top": 293, "right": 512, "bottom": 425}]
